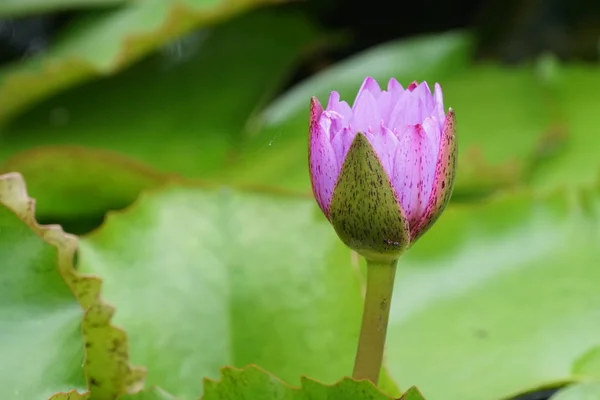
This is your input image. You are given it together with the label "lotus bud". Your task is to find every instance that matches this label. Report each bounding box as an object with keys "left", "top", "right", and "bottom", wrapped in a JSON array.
[{"left": 309, "top": 77, "right": 457, "bottom": 263}]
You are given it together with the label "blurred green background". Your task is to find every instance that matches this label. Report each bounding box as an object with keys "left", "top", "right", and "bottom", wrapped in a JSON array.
[{"left": 1, "top": 0, "right": 600, "bottom": 399}]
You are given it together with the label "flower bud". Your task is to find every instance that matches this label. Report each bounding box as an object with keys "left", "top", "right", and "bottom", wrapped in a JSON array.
[{"left": 309, "top": 77, "right": 457, "bottom": 262}]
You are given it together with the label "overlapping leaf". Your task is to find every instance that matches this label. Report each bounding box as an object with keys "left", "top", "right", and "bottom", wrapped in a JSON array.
[
  {"left": 122, "top": 386, "right": 176, "bottom": 400},
  {"left": 0, "top": 0, "right": 127, "bottom": 17},
  {"left": 385, "top": 185, "right": 600, "bottom": 399},
  {"left": 0, "top": 172, "right": 144, "bottom": 398},
  {"left": 0, "top": 0, "right": 273, "bottom": 121},
  {"left": 574, "top": 346, "right": 600, "bottom": 379},
  {"left": 551, "top": 383, "right": 600, "bottom": 400},
  {"left": 530, "top": 65, "right": 600, "bottom": 193},
  {"left": 48, "top": 391, "right": 91, "bottom": 400},
  {"left": 0, "top": 173, "right": 85, "bottom": 398},
  {"left": 77, "top": 183, "right": 400, "bottom": 399},
  {"left": 0, "top": 8, "right": 320, "bottom": 220},
  {"left": 202, "top": 366, "right": 424, "bottom": 400}
]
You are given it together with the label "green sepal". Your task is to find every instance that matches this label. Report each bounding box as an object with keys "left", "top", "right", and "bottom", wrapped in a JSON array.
[
  {"left": 399, "top": 386, "right": 427, "bottom": 400},
  {"left": 329, "top": 133, "right": 410, "bottom": 263}
]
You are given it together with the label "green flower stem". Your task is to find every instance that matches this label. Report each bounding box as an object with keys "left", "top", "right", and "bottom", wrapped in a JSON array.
[{"left": 352, "top": 258, "right": 398, "bottom": 384}]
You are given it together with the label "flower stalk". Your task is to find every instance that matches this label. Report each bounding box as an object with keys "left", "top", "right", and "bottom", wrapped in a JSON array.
[
  {"left": 307, "top": 76, "right": 457, "bottom": 387},
  {"left": 352, "top": 259, "right": 397, "bottom": 384}
]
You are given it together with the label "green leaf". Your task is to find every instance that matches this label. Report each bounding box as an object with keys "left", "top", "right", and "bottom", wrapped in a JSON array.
[
  {"left": 399, "top": 387, "right": 427, "bottom": 400},
  {"left": 530, "top": 65, "right": 600, "bottom": 192},
  {"left": 48, "top": 391, "right": 90, "bottom": 400},
  {"left": 0, "top": 0, "right": 128, "bottom": 17},
  {"left": 1, "top": 147, "right": 170, "bottom": 219},
  {"left": 122, "top": 387, "right": 176, "bottom": 400},
  {"left": 0, "top": 8, "right": 319, "bottom": 220},
  {"left": 573, "top": 346, "right": 600, "bottom": 379},
  {"left": 0, "top": 172, "right": 145, "bottom": 398},
  {"left": 77, "top": 184, "right": 400, "bottom": 399},
  {"left": 0, "top": 172, "right": 86, "bottom": 398},
  {"left": 220, "top": 32, "right": 472, "bottom": 193},
  {"left": 202, "top": 365, "right": 397, "bottom": 399},
  {"left": 551, "top": 383, "right": 600, "bottom": 400},
  {"left": 0, "top": 0, "right": 272, "bottom": 121},
  {"left": 82, "top": 302, "right": 147, "bottom": 398},
  {"left": 442, "top": 64, "right": 555, "bottom": 194},
  {"left": 385, "top": 186, "right": 600, "bottom": 399}
]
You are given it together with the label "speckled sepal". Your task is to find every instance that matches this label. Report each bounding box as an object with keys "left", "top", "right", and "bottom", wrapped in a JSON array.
[
  {"left": 412, "top": 109, "right": 457, "bottom": 242},
  {"left": 329, "top": 133, "right": 410, "bottom": 263}
]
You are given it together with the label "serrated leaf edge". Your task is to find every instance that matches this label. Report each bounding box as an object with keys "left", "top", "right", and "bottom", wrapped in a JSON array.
[
  {"left": 201, "top": 364, "right": 404, "bottom": 399},
  {"left": 47, "top": 389, "right": 91, "bottom": 400},
  {"left": 0, "top": 172, "right": 147, "bottom": 399}
]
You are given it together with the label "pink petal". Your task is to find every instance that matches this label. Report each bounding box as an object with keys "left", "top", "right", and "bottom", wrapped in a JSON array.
[
  {"left": 388, "top": 81, "right": 439, "bottom": 132},
  {"left": 418, "top": 81, "right": 432, "bottom": 95},
  {"left": 387, "top": 78, "right": 404, "bottom": 98},
  {"left": 363, "top": 122, "right": 399, "bottom": 179},
  {"left": 420, "top": 117, "right": 442, "bottom": 203},
  {"left": 336, "top": 100, "right": 353, "bottom": 122},
  {"left": 324, "top": 91, "right": 353, "bottom": 138},
  {"left": 392, "top": 124, "right": 435, "bottom": 226},
  {"left": 422, "top": 116, "right": 442, "bottom": 159},
  {"left": 353, "top": 76, "right": 382, "bottom": 104},
  {"left": 327, "top": 91, "right": 352, "bottom": 120},
  {"left": 331, "top": 125, "right": 358, "bottom": 170},
  {"left": 375, "top": 91, "right": 392, "bottom": 123},
  {"left": 322, "top": 110, "right": 345, "bottom": 141},
  {"left": 388, "top": 89, "right": 419, "bottom": 132},
  {"left": 412, "top": 109, "right": 457, "bottom": 241},
  {"left": 352, "top": 89, "right": 380, "bottom": 134},
  {"left": 309, "top": 97, "right": 339, "bottom": 217},
  {"left": 415, "top": 82, "right": 434, "bottom": 114},
  {"left": 326, "top": 91, "right": 340, "bottom": 110},
  {"left": 433, "top": 83, "right": 446, "bottom": 123}
]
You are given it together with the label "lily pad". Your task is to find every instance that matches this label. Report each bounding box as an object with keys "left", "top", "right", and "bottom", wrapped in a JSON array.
[
  {"left": 77, "top": 183, "right": 400, "bottom": 399},
  {"left": 0, "top": 0, "right": 128, "bottom": 17},
  {"left": 551, "top": 383, "right": 600, "bottom": 400},
  {"left": 1, "top": 146, "right": 171, "bottom": 219},
  {"left": 441, "top": 64, "right": 554, "bottom": 194},
  {"left": 0, "top": 172, "right": 144, "bottom": 398},
  {"left": 385, "top": 186, "right": 600, "bottom": 400},
  {"left": 0, "top": 172, "right": 86, "bottom": 398},
  {"left": 0, "top": 8, "right": 319, "bottom": 220},
  {"left": 399, "top": 387, "right": 427, "bottom": 400},
  {"left": 530, "top": 65, "right": 600, "bottom": 193},
  {"left": 48, "top": 391, "right": 90, "bottom": 400},
  {"left": 573, "top": 346, "right": 600, "bottom": 379},
  {"left": 0, "top": 0, "right": 272, "bottom": 122},
  {"left": 202, "top": 365, "right": 409, "bottom": 400},
  {"left": 122, "top": 387, "right": 177, "bottom": 400}
]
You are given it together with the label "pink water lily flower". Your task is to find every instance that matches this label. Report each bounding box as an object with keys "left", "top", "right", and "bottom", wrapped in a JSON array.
[{"left": 309, "top": 76, "right": 457, "bottom": 261}]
